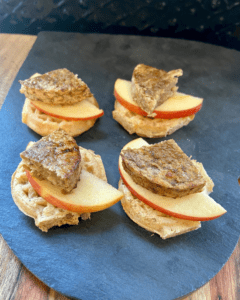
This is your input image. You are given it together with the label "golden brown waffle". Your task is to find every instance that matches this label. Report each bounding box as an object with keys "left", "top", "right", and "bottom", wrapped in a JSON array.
[
  {"left": 11, "top": 143, "right": 107, "bottom": 232},
  {"left": 112, "top": 100, "right": 194, "bottom": 138},
  {"left": 22, "top": 98, "right": 99, "bottom": 137}
]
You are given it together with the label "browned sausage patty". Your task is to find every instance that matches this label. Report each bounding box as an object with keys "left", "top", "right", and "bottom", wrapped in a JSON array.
[
  {"left": 20, "top": 129, "right": 81, "bottom": 193},
  {"left": 121, "top": 139, "right": 206, "bottom": 198}
]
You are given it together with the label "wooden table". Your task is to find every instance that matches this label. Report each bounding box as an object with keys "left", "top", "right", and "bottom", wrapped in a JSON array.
[{"left": 0, "top": 33, "right": 239, "bottom": 300}]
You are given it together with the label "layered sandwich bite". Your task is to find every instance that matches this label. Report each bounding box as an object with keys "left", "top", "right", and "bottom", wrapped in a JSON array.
[
  {"left": 11, "top": 129, "right": 123, "bottom": 232},
  {"left": 20, "top": 69, "right": 104, "bottom": 137},
  {"left": 118, "top": 138, "right": 226, "bottom": 239},
  {"left": 113, "top": 64, "right": 203, "bottom": 138}
]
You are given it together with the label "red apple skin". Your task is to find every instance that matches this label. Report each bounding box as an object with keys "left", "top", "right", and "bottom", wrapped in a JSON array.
[
  {"left": 41, "top": 192, "right": 86, "bottom": 212},
  {"left": 31, "top": 101, "right": 104, "bottom": 121},
  {"left": 26, "top": 170, "right": 122, "bottom": 213},
  {"left": 114, "top": 89, "right": 202, "bottom": 119},
  {"left": 119, "top": 167, "right": 225, "bottom": 222},
  {"left": 156, "top": 105, "right": 201, "bottom": 119},
  {"left": 114, "top": 89, "right": 148, "bottom": 116},
  {"left": 26, "top": 170, "right": 42, "bottom": 195},
  {"left": 26, "top": 170, "right": 75, "bottom": 210}
]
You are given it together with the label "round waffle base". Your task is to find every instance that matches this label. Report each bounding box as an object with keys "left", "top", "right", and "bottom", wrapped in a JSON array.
[
  {"left": 22, "top": 97, "right": 99, "bottom": 137},
  {"left": 112, "top": 100, "right": 195, "bottom": 138},
  {"left": 11, "top": 144, "right": 107, "bottom": 232}
]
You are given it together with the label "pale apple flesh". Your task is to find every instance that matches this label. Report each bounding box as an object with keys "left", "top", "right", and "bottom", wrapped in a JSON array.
[
  {"left": 119, "top": 138, "right": 226, "bottom": 221},
  {"left": 30, "top": 98, "right": 104, "bottom": 121},
  {"left": 114, "top": 79, "right": 203, "bottom": 119},
  {"left": 26, "top": 169, "right": 123, "bottom": 213}
]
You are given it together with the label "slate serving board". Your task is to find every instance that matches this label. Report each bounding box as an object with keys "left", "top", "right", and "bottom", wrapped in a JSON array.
[{"left": 0, "top": 32, "right": 239, "bottom": 300}]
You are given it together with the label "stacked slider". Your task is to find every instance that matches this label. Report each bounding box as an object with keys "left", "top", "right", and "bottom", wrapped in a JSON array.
[
  {"left": 118, "top": 138, "right": 226, "bottom": 239},
  {"left": 20, "top": 68, "right": 104, "bottom": 137},
  {"left": 11, "top": 129, "right": 123, "bottom": 232},
  {"left": 113, "top": 64, "right": 203, "bottom": 138}
]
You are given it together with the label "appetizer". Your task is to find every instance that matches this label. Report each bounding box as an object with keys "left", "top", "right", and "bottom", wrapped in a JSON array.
[
  {"left": 118, "top": 138, "right": 226, "bottom": 239},
  {"left": 113, "top": 64, "right": 203, "bottom": 138},
  {"left": 20, "top": 68, "right": 104, "bottom": 137},
  {"left": 11, "top": 129, "right": 123, "bottom": 232}
]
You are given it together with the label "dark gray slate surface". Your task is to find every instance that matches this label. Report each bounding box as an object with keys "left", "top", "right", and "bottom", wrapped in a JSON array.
[{"left": 0, "top": 32, "right": 239, "bottom": 300}]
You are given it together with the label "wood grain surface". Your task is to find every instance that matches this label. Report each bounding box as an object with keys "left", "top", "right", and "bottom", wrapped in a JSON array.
[{"left": 0, "top": 33, "right": 239, "bottom": 300}]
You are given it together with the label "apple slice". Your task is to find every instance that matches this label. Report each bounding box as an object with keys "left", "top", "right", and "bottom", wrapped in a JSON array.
[
  {"left": 30, "top": 98, "right": 104, "bottom": 121},
  {"left": 114, "top": 79, "right": 203, "bottom": 119},
  {"left": 26, "top": 169, "right": 123, "bottom": 213},
  {"left": 119, "top": 138, "right": 226, "bottom": 221}
]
